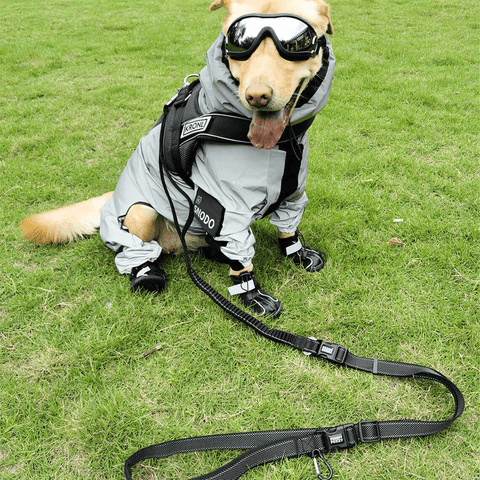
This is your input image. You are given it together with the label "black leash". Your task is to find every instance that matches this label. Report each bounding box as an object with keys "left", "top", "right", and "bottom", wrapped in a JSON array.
[
  {"left": 124, "top": 340, "right": 464, "bottom": 479},
  {"left": 124, "top": 83, "right": 465, "bottom": 480}
]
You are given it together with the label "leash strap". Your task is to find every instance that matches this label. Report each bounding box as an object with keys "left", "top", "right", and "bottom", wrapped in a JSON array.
[{"left": 124, "top": 334, "right": 464, "bottom": 479}]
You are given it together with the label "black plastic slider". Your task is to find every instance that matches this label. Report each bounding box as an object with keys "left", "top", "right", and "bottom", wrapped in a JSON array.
[
  {"left": 173, "top": 86, "right": 190, "bottom": 107},
  {"left": 300, "top": 337, "right": 322, "bottom": 356},
  {"left": 169, "top": 75, "right": 199, "bottom": 109},
  {"left": 357, "top": 420, "right": 381, "bottom": 443}
]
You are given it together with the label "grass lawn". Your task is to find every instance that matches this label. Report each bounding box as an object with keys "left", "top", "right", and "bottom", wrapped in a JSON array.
[{"left": 1, "top": 0, "right": 479, "bottom": 478}]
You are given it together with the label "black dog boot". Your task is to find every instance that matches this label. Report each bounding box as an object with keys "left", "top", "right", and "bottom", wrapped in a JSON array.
[
  {"left": 130, "top": 261, "right": 167, "bottom": 294},
  {"left": 279, "top": 231, "right": 325, "bottom": 272},
  {"left": 229, "top": 271, "right": 282, "bottom": 319}
]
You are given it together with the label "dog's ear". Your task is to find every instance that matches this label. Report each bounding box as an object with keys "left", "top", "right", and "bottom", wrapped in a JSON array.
[
  {"left": 317, "top": 1, "right": 334, "bottom": 35},
  {"left": 326, "top": 13, "right": 334, "bottom": 35},
  {"left": 209, "top": 0, "right": 226, "bottom": 11},
  {"left": 326, "top": 19, "right": 334, "bottom": 35}
]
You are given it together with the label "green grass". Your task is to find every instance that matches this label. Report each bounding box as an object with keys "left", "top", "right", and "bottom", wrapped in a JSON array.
[{"left": 1, "top": 0, "right": 479, "bottom": 478}]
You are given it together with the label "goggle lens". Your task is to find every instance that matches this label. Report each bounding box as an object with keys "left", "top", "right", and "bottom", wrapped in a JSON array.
[{"left": 226, "top": 14, "right": 319, "bottom": 61}]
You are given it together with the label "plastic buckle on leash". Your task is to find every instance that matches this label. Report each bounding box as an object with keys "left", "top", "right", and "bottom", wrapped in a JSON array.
[
  {"left": 322, "top": 424, "right": 356, "bottom": 450},
  {"left": 317, "top": 341, "right": 348, "bottom": 364},
  {"left": 302, "top": 339, "right": 347, "bottom": 365},
  {"left": 310, "top": 450, "right": 333, "bottom": 480}
]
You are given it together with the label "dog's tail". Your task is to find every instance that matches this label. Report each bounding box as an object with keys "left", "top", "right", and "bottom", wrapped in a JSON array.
[{"left": 21, "top": 192, "right": 113, "bottom": 244}]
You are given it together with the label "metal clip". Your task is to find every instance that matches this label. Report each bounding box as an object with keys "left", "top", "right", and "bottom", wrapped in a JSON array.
[
  {"left": 166, "top": 74, "right": 199, "bottom": 109},
  {"left": 183, "top": 73, "right": 199, "bottom": 87},
  {"left": 311, "top": 450, "right": 333, "bottom": 480}
]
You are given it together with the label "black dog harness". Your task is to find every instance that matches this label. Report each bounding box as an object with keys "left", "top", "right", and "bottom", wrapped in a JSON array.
[{"left": 155, "top": 76, "right": 313, "bottom": 191}]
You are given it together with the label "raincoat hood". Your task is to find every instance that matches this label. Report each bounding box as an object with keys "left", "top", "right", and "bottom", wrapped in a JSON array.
[{"left": 197, "top": 33, "right": 335, "bottom": 126}]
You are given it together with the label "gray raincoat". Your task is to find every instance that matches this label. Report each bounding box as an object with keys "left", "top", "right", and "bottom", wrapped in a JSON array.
[{"left": 100, "top": 33, "right": 335, "bottom": 274}]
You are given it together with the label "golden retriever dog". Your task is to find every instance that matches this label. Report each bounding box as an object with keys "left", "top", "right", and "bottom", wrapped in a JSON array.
[{"left": 22, "top": 0, "right": 335, "bottom": 318}]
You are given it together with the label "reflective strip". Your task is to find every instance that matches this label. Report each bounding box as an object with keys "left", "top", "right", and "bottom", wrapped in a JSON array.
[
  {"left": 286, "top": 240, "right": 302, "bottom": 256},
  {"left": 136, "top": 266, "right": 151, "bottom": 277},
  {"left": 228, "top": 279, "right": 256, "bottom": 296}
]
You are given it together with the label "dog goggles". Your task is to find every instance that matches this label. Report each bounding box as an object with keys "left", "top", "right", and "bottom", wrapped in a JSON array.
[{"left": 225, "top": 14, "right": 321, "bottom": 61}]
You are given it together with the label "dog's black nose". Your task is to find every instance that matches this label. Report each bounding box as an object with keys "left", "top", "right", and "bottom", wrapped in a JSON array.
[{"left": 246, "top": 86, "right": 273, "bottom": 108}]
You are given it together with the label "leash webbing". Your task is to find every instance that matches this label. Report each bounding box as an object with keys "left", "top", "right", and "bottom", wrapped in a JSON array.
[
  {"left": 124, "top": 83, "right": 465, "bottom": 480},
  {"left": 124, "top": 337, "right": 464, "bottom": 479}
]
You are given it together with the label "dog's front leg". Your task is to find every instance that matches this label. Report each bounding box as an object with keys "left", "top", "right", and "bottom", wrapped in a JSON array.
[
  {"left": 228, "top": 262, "right": 282, "bottom": 319},
  {"left": 278, "top": 229, "right": 325, "bottom": 272},
  {"left": 120, "top": 204, "right": 168, "bottom": 294},
  {"left": 229, "top": 264, "right": 253, "bottom": 276}
]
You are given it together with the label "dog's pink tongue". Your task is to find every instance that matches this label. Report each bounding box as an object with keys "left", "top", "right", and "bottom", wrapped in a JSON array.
[{"left": 248, "top": 110, "right": 285, "bottom": 150}]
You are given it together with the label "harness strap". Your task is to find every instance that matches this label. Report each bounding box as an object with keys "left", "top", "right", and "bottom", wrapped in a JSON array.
[{"left": 157, "top": 79, "right": 315, "bottom": 189}]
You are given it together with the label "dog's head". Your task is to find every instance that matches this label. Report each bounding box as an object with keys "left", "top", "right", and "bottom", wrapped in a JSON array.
[{"left": 210, "top": 0, "right": 333, "bottom": 150}]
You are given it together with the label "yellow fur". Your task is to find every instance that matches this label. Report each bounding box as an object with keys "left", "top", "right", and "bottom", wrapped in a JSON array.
[
  {"left": 21, "top": 192, "right": 113, "bottom": 244},
  {"left": 21, "top": 192, "right": 206, "bottom": 252}
]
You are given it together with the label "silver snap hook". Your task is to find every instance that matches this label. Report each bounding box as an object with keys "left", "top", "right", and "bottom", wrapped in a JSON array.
[{"left": 311, "top": 450, "right": 333, "bottom": 480}]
